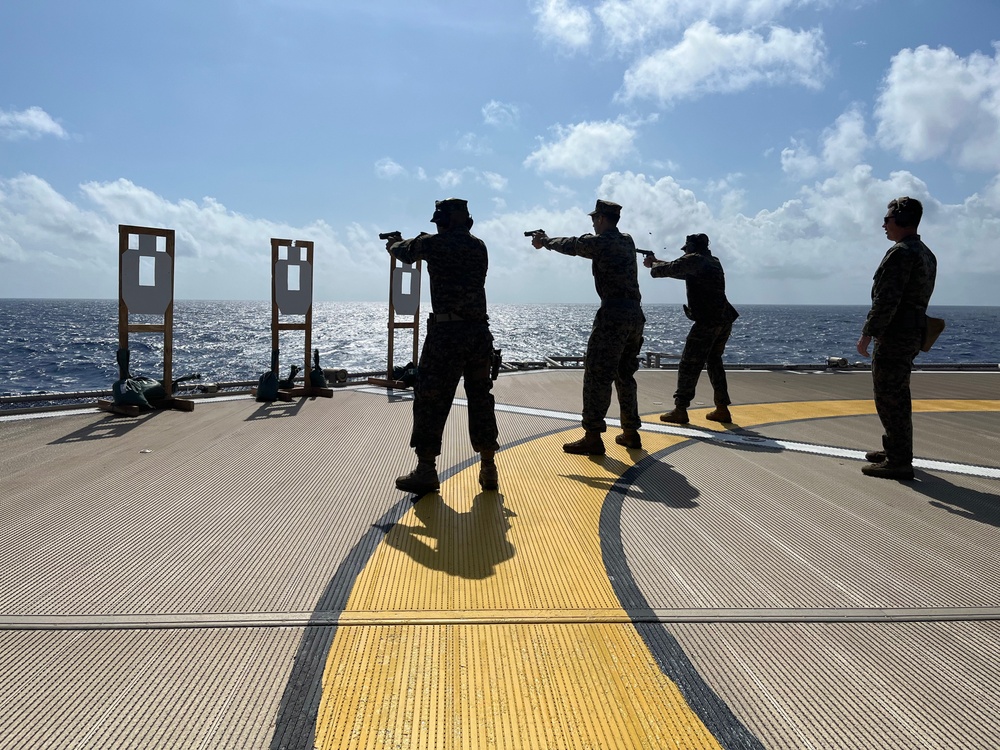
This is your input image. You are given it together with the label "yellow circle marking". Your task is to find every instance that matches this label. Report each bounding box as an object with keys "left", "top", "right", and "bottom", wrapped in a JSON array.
[{"left": 314, "top": 398, "right": 1000, "bottom": 748}]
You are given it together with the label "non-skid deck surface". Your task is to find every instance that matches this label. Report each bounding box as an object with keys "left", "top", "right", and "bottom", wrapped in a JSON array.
[{"left": 2, "top": 369, "right": 999, "bottom": 749}]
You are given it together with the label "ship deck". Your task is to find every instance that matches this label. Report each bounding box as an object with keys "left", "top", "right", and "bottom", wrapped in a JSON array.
[{"left": 2, "top": 367, "right": 999, "bottom": 750}]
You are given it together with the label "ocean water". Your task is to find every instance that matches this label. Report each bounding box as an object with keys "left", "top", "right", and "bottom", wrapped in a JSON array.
[{"left": 0, "top": 299, "right": 996, "bottom": 396}]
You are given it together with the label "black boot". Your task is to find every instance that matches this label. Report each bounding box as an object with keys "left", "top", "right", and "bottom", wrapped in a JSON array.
[
  {"left": 861, "top": 461, "right": 914, "bottom": 480},
  {"left": 705, "top": 404, "right": 732, "bottom": 422},
  {"left": 659, "top": 407, "right": 689, "bottom": 424},
  {"left": 614, "top": 429, "right": 642, "bottom": 449},
  {"left": 479, "top": 451, "right": 499, "bottom": 490},
  {"left": 395, "top": 457, "right": 440, "bottom": 495},
  {"left": 563, "top": 431, "right": 605, "bottom": 455}
]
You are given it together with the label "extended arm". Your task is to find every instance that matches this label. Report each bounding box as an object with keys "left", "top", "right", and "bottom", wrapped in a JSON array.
[{"left": 647, "top": 252, "right": 701, "bottom": 279}]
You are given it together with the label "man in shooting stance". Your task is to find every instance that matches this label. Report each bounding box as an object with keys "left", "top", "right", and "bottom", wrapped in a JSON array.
[
  {"left": 643, "top": 233, "right": 739, "bottom": 424},
  {"left": 528, "top": 199, "right": 645, "bottom": 454},
  {"left": 384, "top": 198, "right": 500, "bottom": 496}
]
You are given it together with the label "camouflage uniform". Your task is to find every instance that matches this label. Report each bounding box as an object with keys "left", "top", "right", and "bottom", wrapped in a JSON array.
[
  {"left": 650, "top": 240, "right": 739, "bottom": 409},
  {"left": 862, "top": 235, "right": 937, "bottom": 465},
  {"left": 546, "top": 227, "right": 645, "bottom": 433},
  {"left": 391, "top": 226, "right": 499, "bottom": 458}
]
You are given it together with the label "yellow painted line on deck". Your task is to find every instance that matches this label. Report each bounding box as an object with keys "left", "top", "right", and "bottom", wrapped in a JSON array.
[
  {"left": 702, "top": 398, "right": 1000, "bottom": 426},
  {"left": 315, "top": 427, "right": 719, "bottom": 749},
  {"left": 314, "top": 397, "right": 1000, "bottom": 748}
]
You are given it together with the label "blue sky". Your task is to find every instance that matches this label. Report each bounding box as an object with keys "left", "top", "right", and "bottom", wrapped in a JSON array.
[{"left": 3, "top": 0, "right": 1000, "bottom": 307}]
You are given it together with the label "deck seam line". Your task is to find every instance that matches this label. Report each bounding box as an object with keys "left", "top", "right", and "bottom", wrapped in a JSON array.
[{"left": 4, "top": 607, "right": 999, "bottom": 631}]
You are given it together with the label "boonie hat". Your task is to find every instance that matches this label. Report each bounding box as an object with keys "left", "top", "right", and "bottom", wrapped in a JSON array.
[
  {"left": 685, "top": 233, "right": 709, "bottom": 250},
  {"left": 588, "top": 199, "right": 621, "bottom": 218},
  {"left": 431, "top": 198, "right": 470, "bottom": 223}
]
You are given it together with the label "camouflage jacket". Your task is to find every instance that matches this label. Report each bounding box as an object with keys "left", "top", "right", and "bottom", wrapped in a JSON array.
[
  {"left": 546, "top": 227, "right": 642, "bottom": 304},
  {"left": 862, "top": 235, "right": 937, "bottom": 338},
  {"left": 390, "top": 228, "right": 490, "bottom": 322},
  {"left": 650, "top": 250, "right": 738, "bottom": 324}
]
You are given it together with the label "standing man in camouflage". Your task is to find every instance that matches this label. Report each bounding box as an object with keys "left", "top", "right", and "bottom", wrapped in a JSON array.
[
  {"left": 385, "top": 198, "right": 500, "bottom": 495},
  {"left": 643, "top": 233, "right": 739, "bottom": 424},
  {"left": 856, "top": 196, "right": 936, "bottom": 480},
  {"left": 529, "top": 199, "right": 645, "bottom": 454}
]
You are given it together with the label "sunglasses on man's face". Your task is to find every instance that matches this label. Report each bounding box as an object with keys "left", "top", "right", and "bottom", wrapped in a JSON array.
[{"left": 882, "top": 215, "right": 895, "bottom": 225}]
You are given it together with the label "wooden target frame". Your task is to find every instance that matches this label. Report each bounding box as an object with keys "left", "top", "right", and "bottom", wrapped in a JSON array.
[
  {"left": 368, "top": 253, "right": 422, "bottom": 389},
  {"left": 253, "top": 238, "right": 333, "bottom": 401},
  {"left": 98, "top": 224, "right": 193, "bottom": 416}
]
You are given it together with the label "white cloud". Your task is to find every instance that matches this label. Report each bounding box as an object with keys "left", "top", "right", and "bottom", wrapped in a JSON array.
[
  {"left": 501, "top": 167, "right": 1000, "bottom": 306},
  {"left": 436, "top": 168, "right": 470, "bottom": 189},
  {"left": 0, "top": 231, "right": 26, "bottom": 263},
  {"left": 374, "top": 158, "right": 407, "bottom": 179},
  {"left": 875, "top": 44, "right": 1000, "bottom": 171},
  {"left": 482, "top": 100, "right": 520, "bottom": 128},
  {"left": 524, "top": 119, "right": 638, "bottom": 177},
  {"left": 595, "top": 171, "right": 715, "bottom": 245},
  {"left": 532, "top": 0, "right": 593, "bottom": 51},
  {"left": 703, "top": 173, "right": 747, "bottom": 216},
  {"left": 782, "top": 106, "right": 870, "bottom": 178},
  {"left": 984, "top": 174, "right": 1000, "bottom": 210},
  {"left": 0, "top": 175, "right": 386, "bottom": 300},
  {"left": 543, "top": 181, "right": 576, "bottom": 200},
  {"left": 0, "top": 106, "right": 68, "bottom": 141},
  {"left": 780, "top": 140, "right": 822, "bottom": 179},
  {"left": 821, "top": 107, "right": 869, "bottom": 170},
  {"left": 0, "top": 174, "right": 110, "bottom": 278},
  {"left": 596, "top": 0, "right": 826, "bottom": 48},
  {"left": 478, "top": 171, "right": 509, "bottom": 191},
  {"left": 619, "top": 21, "right": 828, "bottom": 105},
  {"left": 375, "top": 158, "right": 428, "bottom": 181},
  {"left": 4, "top": 166, "right": 1000, "bottom": 306},
  {"left": 429, "top": 167, "right": 508, "bottom": 191},
  {"left": 454, "top": 132, "right": 492, "bottom": 155}
]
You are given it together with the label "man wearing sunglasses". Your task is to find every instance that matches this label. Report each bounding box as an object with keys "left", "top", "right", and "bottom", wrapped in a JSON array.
[{"left": 856, "top": 196, "right": 937, "bottom": 480}]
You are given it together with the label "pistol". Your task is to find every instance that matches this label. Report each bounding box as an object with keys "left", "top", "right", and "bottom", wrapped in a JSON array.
[
  {"left": 636, "top": 248, "right": 654, "bottom": 259},
  {"left": 523, "top": 229, "right": 546, "bottom": 237},
  {"left": 379, "top": 231, "right": 402, "bottom": 241}
]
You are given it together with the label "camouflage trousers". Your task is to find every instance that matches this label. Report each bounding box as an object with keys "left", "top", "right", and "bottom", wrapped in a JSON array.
[
  {"left": 410, "top": 321, "right": 499, "bottom": 458},
  {"left": 871, "top": 333, "right": 922, "bottom": 465},
  {"left": 581, "top": 306, "right": 645, "bottom": 433},
  {"left": 673, "top": 319, "right": 733, "bottom": 409}
]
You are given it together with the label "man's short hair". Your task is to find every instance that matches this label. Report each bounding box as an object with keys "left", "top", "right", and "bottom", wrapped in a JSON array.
[{"left": 887, "top": 196, "right": 923, "bottom": 228}]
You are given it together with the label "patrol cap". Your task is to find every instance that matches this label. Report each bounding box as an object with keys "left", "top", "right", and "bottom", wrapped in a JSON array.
[
  {"left": 588, "top": 199, "right": 621, "bottom": 218},
  {"left": 430, "top": 198, "right": 470, "bottom": 223}
]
